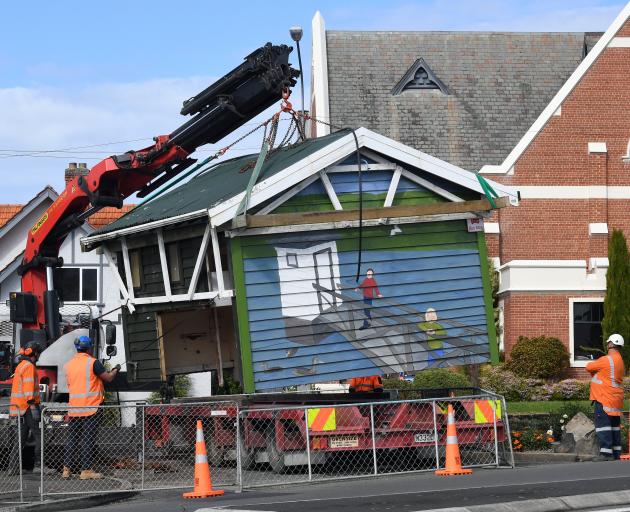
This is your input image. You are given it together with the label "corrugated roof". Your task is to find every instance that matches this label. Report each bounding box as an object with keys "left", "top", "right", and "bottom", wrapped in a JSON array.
[
  {"left": 0, "top": 205, "right": 23, "bottom": 229},
  {"left": 95, "top": 129, "right": 352, "bottom": 235},
  {"left": 326, "top": 31, "right": 601, "bottom": 171}
]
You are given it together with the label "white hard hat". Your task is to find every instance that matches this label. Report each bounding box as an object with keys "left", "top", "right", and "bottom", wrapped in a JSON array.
[{"left": 607, "top": 333, "right": 625, "bottom": 347}]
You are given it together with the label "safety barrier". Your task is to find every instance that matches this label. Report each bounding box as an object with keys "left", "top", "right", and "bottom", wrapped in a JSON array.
[
  {"left": 0, "top": 405, "right": 23, "bottom": 501},
  {"left": 40, "top": 400, "right": 239, "bottom": 496},
  {"left": 0, "top": 390, "right": 511, "bottom": 500},
  {"left": 238, "top": 390, "right": 513, "bottom": 489}
]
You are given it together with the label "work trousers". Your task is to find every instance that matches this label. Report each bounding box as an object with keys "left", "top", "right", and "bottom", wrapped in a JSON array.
[
  {"left": 8, "top": 407, "right": 41, "bottom": 472},
  {"left": 594, "top": 400, "right": 621, "bottom": 459},
  {"left": 64, "top": 410, "right": 102, "bottom": 470}
]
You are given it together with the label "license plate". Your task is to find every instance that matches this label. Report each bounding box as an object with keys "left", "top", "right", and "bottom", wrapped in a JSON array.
[
  {"left": 414, "top": 433, "right": 435, "bottom": 443},
  {"left": 329, "top": 435, "right": 359, "bottom": 448}
]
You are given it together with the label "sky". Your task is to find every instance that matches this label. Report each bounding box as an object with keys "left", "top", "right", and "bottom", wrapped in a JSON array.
[{"left": 0, "top": 0, "right": 625, "bottom": 202}]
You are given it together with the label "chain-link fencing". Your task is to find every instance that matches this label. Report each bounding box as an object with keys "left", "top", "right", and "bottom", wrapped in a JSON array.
[
  {"left": 0, "top": 405, "right": 22, "bottom": 501},
  {"left": 238, "top": 390, "right": 512, "bottom": 489},
  {"left": 40, "top": 400, "right": 239, "bottom": 497},
  {"left": 36, "top": 391, "right": 511, "bottom": 497}
]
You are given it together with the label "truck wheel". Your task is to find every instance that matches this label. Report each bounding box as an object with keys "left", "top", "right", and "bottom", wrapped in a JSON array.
[{"left": 266, "top": 435, "right": 286, "bottom": 474}]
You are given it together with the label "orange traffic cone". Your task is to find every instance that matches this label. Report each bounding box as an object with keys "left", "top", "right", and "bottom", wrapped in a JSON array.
[
  {"left": 435, "top": 403, "right": 473, "bottom": 476},
  {"left": 183, "top": 420, "right": 224, "bottom": 499}
]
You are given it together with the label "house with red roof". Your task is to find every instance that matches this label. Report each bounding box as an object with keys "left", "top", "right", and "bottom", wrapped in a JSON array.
[{"left": 0, "top": 164, "right": 133, "bottom": 364}]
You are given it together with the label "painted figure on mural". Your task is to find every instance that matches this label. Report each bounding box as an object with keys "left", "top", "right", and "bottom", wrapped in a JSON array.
[
  {"left": 355, "top": 268, "right": 382, "bottom": 330},
  {"left": 417, "top": 308, "right": 448, "bottom": 366}
]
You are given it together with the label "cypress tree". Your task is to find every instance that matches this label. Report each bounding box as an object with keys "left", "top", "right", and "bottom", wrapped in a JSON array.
[{"left": 602, "top": 229, "right": 630, "bottom": 366}]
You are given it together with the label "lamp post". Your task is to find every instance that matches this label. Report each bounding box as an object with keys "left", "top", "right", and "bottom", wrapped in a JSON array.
[{"left": 289, "top": 26, "right": 305, "bottom": 137}]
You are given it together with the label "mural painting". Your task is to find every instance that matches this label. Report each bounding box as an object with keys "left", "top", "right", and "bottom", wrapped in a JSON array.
[{"left": 239, "top": 170, "right": 492, "bottom": 390}]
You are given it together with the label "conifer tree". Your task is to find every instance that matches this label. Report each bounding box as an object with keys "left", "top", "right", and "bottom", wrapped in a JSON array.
[{"left": 602, "top": 229, "right": 630, "bottom": 366}]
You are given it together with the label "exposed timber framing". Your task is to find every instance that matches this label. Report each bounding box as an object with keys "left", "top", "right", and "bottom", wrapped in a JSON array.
[
  {"left": 400, "top": 169, "right": 464, "bottom": 202},
  {"left": 101, "top": 244, "right": 135, "bottom": 314},
  {"left": 156, "top": 229, "right": 172, "bottom": 299},
  {"left": 241, "top": 196, "right": 508, "bottom": 229},
  {"left": 319, "top": 171, "right": 343, "bottom": 210},
  {"left": 188, "top": 223, "right": 212, "bottom": 300},
  {"left": 384, "top": 166, "right": 403, "bottom": 207},
  {"left": 210, "top": 225, "right": 225, "bottom": 295},
  {"left": 225, "top": 212, "right": 477, "bottom": 237},
  {"left": 120, "top": 237, "right": 135, "bottom": 302}
]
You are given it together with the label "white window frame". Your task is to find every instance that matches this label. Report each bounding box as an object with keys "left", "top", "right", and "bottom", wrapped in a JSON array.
[
  {"left": 56, "top": 267, "right": 99, "bottom": 304},
  {"left": 569, "top": 297, "right": 605, "bottom": 368}
]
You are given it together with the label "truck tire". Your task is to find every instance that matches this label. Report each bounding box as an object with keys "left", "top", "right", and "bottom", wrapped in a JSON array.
[{"left": 266, "top": 434, "right": 286, "bottom": 474}]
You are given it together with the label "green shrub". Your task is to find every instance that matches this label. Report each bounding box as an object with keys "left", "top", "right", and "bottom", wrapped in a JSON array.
[
  {"left": 381, "top": 378, "right": 422, "bottom": 399},
  {"left": 413, "top": 368, "right": 471, "bottom": 389},
  {"left": 507, "top": 336, "right": 569, "bottom": 380},
  {"left": 480, "top": 364, "right": 536, "bottom": 401}
]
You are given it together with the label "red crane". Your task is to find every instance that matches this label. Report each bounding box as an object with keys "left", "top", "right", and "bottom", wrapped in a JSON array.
[{"left": 6, "top": 43, "right": 298, "bottom": 362}]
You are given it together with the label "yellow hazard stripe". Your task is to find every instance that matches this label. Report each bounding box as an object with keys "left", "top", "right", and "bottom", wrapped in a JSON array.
[
  {"left": 474, "top": 400, "right": 502, "bottom": 424},
  {"left": 307, "top": 407, "right": 336, "bottom": 431}
]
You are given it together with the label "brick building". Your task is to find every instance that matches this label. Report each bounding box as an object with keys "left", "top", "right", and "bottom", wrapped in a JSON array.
[{"left": 310, "top": 3, "right": 630, "bottom": 372}]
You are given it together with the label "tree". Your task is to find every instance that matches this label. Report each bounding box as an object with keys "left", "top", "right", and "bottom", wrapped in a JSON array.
[{"left": 602, "top": 229, "right": 630, "bottom": 367}]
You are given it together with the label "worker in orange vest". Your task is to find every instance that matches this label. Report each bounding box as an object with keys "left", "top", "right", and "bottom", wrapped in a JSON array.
[
  {"left": 348, "top": 375, "right": 383, "bottom": 393},
  {"left": 586, "top": 333, "right": 625, "bottom": 461},
  {"left": 62, "top": 335, "right": 120, "bottom": 480},
  {"left": 8, "top": 341, "right": 43, "bottom": 474}
]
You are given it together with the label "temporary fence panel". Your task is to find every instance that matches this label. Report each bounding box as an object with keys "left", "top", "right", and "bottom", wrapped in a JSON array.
[
  {"left": 0, "top": 405, "right": 23, "bottom": 500},
  {"left": 238, "top": 391, "right": 512, "bottom": 489},
  {"left": 40, "top": 400, "right": 239, "bottom": 498},
  {"left": 141, "top": 401, "right": 239, "bottom": 490}
]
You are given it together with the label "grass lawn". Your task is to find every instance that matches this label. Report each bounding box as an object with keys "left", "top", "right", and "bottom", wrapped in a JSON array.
[{"left": 507, "top": 400, "right": 630, "bottom": 414}]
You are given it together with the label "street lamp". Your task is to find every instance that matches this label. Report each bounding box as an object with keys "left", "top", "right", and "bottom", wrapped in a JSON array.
[{"left": 289, "top": 26, "right": 305, "bottom": 136}]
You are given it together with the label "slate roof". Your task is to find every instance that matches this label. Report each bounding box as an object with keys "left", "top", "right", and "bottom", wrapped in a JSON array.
[
  {"left": 326, "top": 31, "right": 601, "bottom": 171},
  {"left": 95, "top": 129, "right": 352, "bottom": 235}
]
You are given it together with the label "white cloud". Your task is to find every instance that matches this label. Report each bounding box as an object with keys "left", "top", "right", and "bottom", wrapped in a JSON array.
[{"left": 0, "top": 77, "right": 216, "bottom": 201}]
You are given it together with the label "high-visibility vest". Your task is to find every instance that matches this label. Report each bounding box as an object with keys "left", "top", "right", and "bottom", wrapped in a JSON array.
[
  {"left": 586, "top": 350, "right": 625, "bottom": 416},
  {"left": 349, "top": 375, "right": 383, "bottom": 392},
  {"left": 64, "top": 352, "right": 104, "bottom": 417},
  {"left": 10, "top": 359, "right": 40, "bottom": 417}
]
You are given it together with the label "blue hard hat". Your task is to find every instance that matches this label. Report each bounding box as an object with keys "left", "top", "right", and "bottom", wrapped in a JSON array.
[{"left": 74, "top": 335, "right": 93, "bottom": 350}]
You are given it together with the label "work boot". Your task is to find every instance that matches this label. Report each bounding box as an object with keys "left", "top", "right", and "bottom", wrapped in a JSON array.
[
  {"left": 62, "top": 466, "right": 72, "bottom": 479},
  {"left": 591, "top": 454, "right": 614, "bottom": 462},
  {"left": 79, "top": 469, "right": 102, "bottom": 480}
]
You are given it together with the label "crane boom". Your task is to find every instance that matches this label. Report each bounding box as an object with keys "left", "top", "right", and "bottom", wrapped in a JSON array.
[{"left": 10, "top": 42, "right": 299, "bottom": 347}]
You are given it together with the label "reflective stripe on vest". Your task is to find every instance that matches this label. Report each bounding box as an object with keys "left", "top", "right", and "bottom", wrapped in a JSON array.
[
  {"left": 608, "top": 356, "right": 622, "bottom": 388},
  {"left": 10, "top": 360, "right": 38, "bottom": 416}
]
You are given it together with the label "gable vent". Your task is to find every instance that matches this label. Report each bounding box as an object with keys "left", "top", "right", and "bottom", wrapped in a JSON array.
[{"left": 392, "top": 58, "right": 448, "bottom": 96}]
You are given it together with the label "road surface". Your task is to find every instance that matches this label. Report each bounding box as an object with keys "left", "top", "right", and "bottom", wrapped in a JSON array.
[{"left": 68, "top": 460, "right": 630, "bottom": 512}]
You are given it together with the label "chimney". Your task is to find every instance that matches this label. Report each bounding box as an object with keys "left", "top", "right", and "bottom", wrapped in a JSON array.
[{"left": 65, "top": 162, "right": 89, "bottom": 184}]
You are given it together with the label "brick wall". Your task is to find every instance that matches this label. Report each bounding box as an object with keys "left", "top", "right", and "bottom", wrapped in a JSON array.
[{"left": 489, "top": 18, "right": 630, "bottom": 367}]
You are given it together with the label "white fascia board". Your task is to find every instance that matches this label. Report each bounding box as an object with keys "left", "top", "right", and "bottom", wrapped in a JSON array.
[
  {"left": 81, "top": 209, "right": 207, "bottom": 248},
  {"left": 484, "top": 222, "right": 500, "bottom": 234},
  {"left": 356, "top": 128, "right": 519, "bottom": 205},
  {"left": 588, "top": 142, "right": 608, "bottom": 154},
  {"left": 0, "top": 252, "right": 23, "bottom": 283},
  {"left": 0, "top": 187, "right": 58, "bottom": 239},
  {"left": 311, "top": 11, "right": 330, "bottom": 136},
  {"left": 488, "top": 3, "right": 630, "bottom": 174},
  {"left": 499, "top": 259, "right": 607, "bottom": 293},
  {"left": 589, "top": 222, "right": 608, "bottom": 235},
  {"left": 609, "top": 37, "right": 630, "bottom": 47}
]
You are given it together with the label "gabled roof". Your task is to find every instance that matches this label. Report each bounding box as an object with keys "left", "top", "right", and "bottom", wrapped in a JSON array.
[
  {"left": 322, "top": 26, "right": 601, "bottom": 172},
  {"left": 481, "top": 3, "right": 630, "bottom": 174},
  {"left": 85, "top": 127, "right": 518, "bottom": 245},
  {"left": 0, "top": 186, "right": 58, "bottom": 239},
  {"left": 88, "top": 205, "right": 136, "bottom": 228},
  {"left": 0, "top": 206, "right": 23, "bottom": 229}
]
